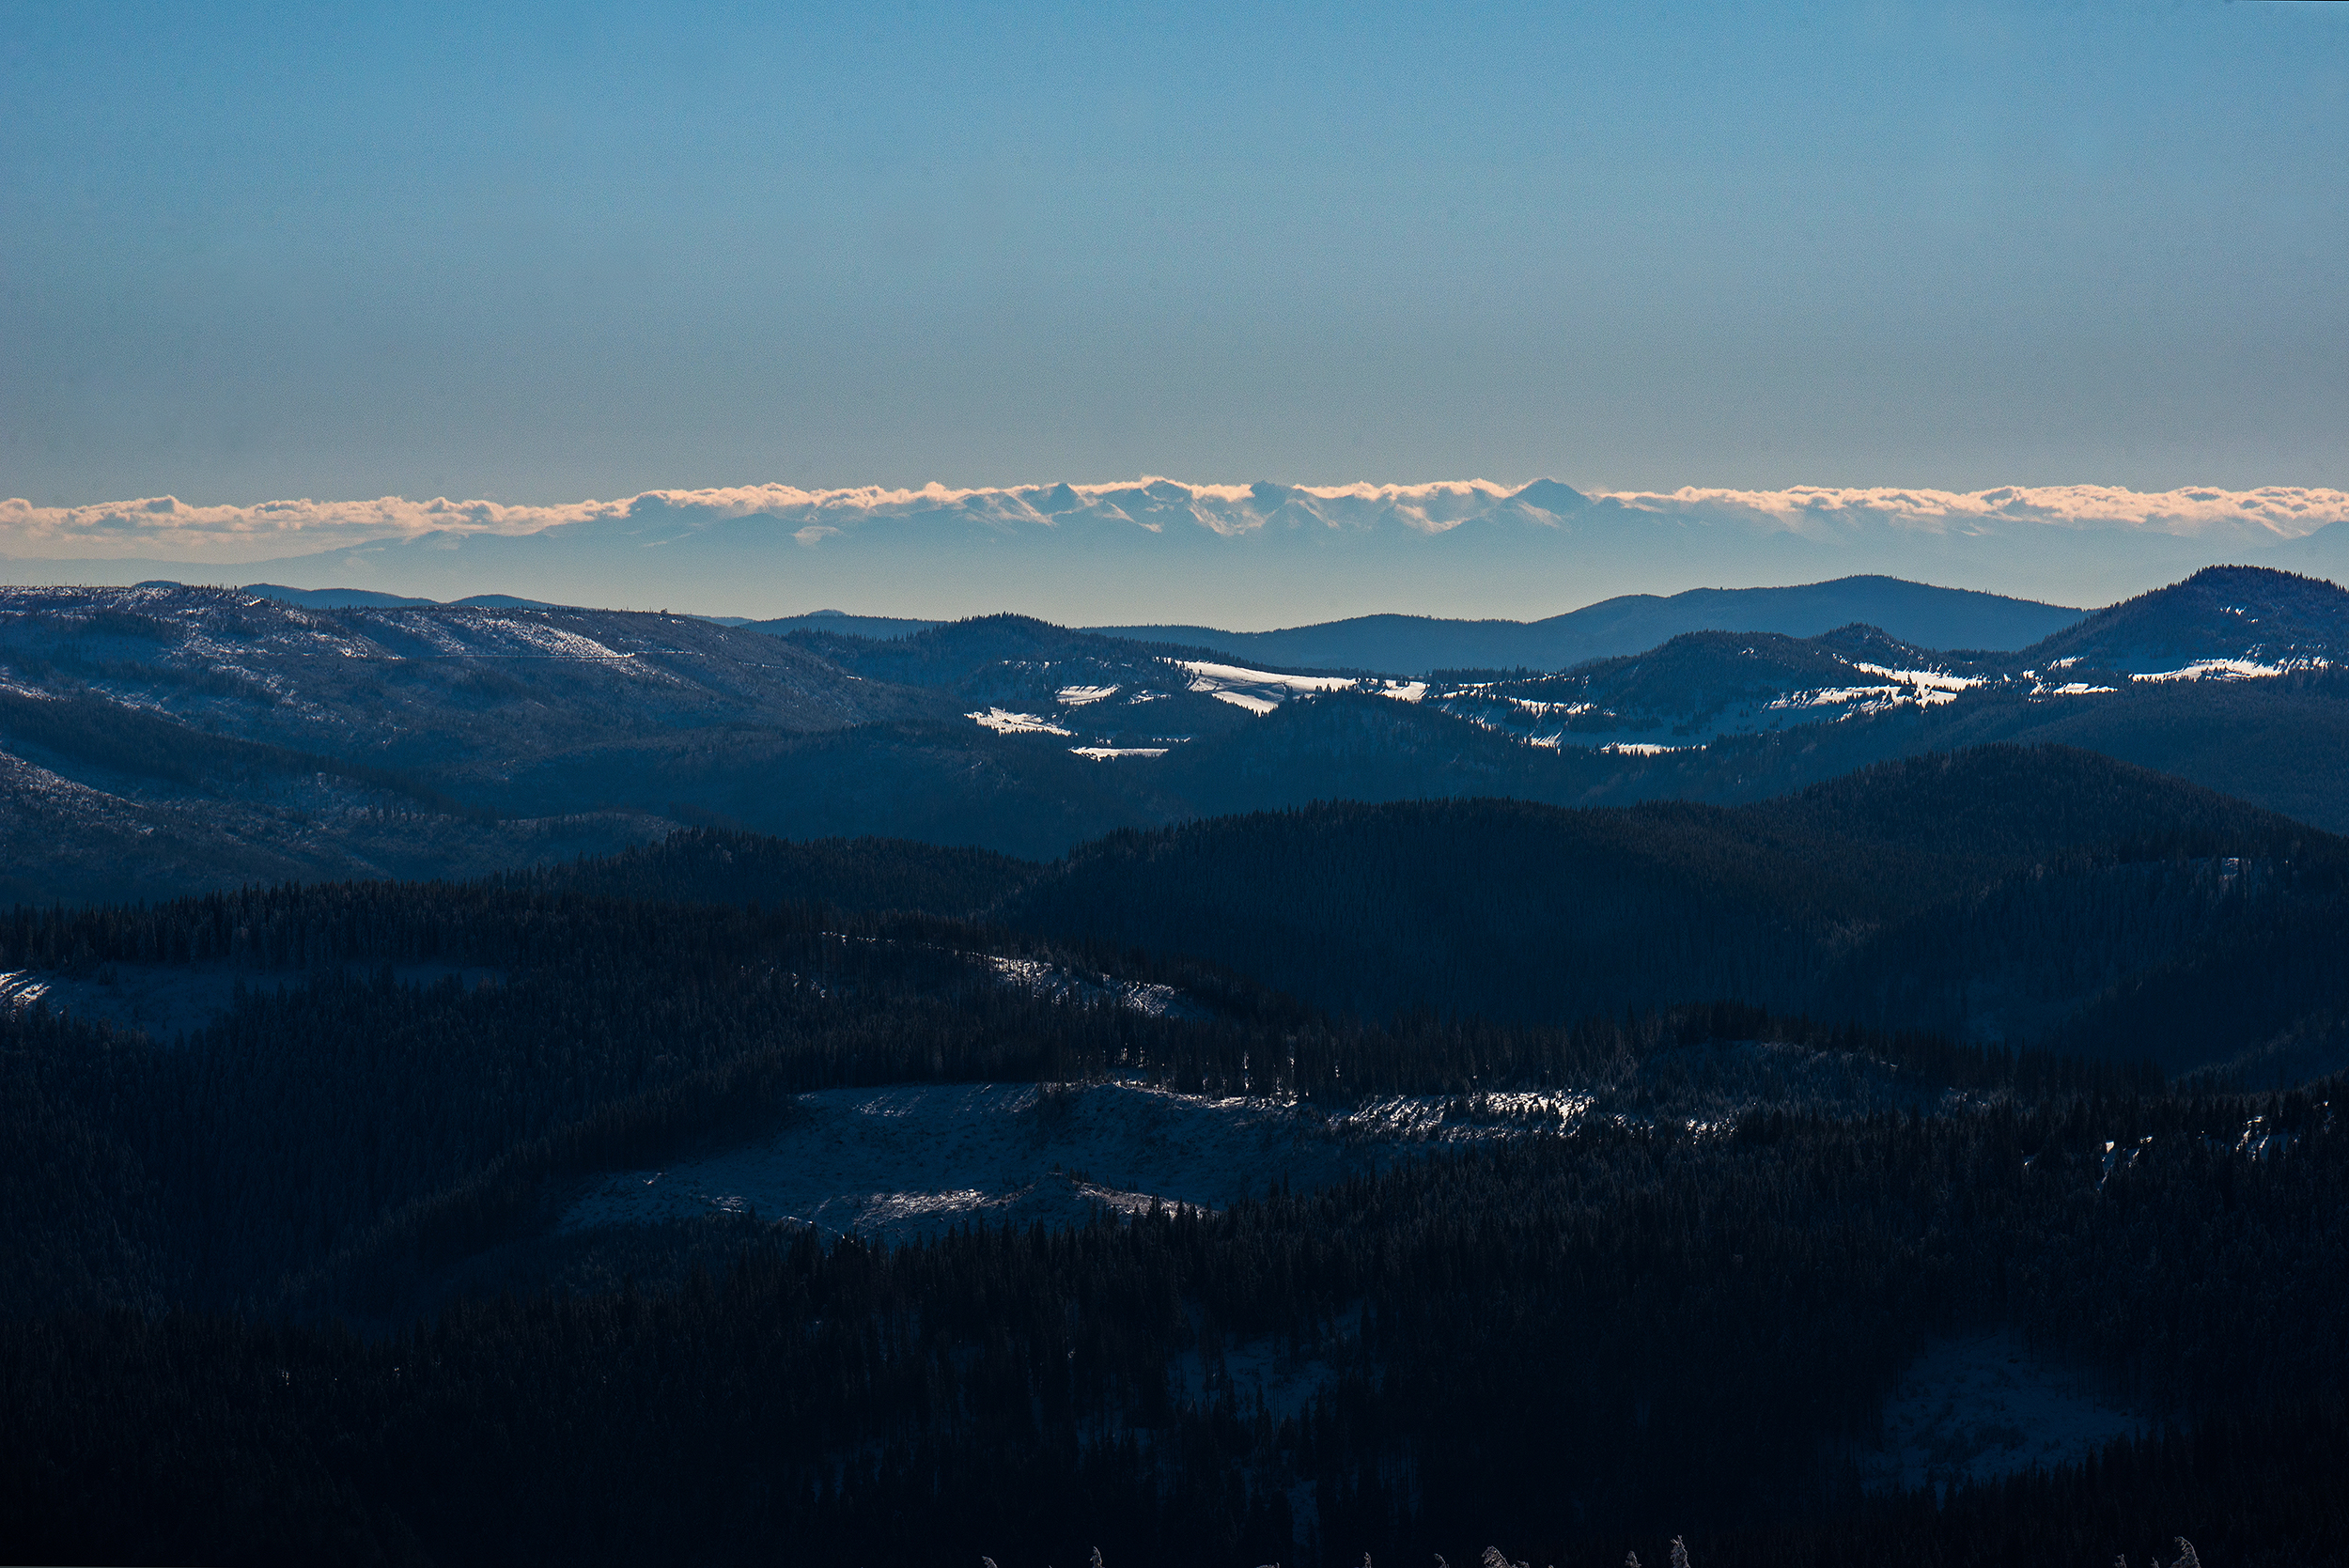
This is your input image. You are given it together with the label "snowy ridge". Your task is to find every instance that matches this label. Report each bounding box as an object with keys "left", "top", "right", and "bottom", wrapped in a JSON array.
[
  {"left": 957, "top": 654, "right": 1423, "bottom": 757},
  {"left": 1174, "top": 659, "right": 1387, "bottom": 714},
  {"left": 2130, "top": 656, "right": 2327, "bottom": 683},
  {"left": 0, "top": 583, "right": 914, "bottom": 749},
  {"left": 967, "top": 707, "right": 1073, "bottom": 736}
]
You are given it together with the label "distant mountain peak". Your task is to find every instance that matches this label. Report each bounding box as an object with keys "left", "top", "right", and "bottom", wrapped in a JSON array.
[{"left": 1509, "top": 478, "right": 1593, "bottom": 514}]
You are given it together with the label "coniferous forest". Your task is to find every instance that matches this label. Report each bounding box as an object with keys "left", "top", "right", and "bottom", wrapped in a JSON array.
[{"left": 4, "top": 746, "right": 2346, "bottom": 1566}]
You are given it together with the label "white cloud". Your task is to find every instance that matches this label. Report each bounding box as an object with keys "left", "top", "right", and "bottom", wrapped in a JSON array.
[
  {"left": 3, "top": 478, "right": 2343, "bottom": 563},
  {"left": 1599, "top": 484, "right": 2349, "bottom": 542}
]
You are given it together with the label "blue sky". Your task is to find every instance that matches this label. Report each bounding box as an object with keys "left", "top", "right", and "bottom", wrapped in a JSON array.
[{"left": 5, "top": 1, "right": 2345, "bottom": 509}]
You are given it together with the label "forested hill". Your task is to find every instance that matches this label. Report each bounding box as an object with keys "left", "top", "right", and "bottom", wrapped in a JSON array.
[
  {"left": 3, "top": 846, "right": 2343, "bottom": 1564},
  {"left": 486, "top": 745, "right": 2349, "bottom": 1081},
  {"left": 7, "top": 742, "right": 2349, "bottom": 1564},
  {"left": 14, "top": 572, "right": 2349, "bottom": 908},
  {"left": 2, "top": 849, "right": 2145, "bottom": 1327},
  {"left": 1735, "top": 742, "right": 2317, "bottom": 866},
  {"left": 1091, "top": 575, "right": 2084, "bottom": 674},
  {"left": 995, "top": 746, "right": 2349, "bottom": 1075},
  {"left": 2018, "top": 563, "right": 2349, "bottom": 674},
  {"left": 13, "top": 1096, "right": 2342, "bottom": 1568},
  {"left": 516, "top": 741, "right": 2318, "bottom": 921}
]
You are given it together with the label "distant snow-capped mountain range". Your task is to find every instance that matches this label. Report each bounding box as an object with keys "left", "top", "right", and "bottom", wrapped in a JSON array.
[{"left": 8, "top": 477, "right": 2349, "bottom": 624}]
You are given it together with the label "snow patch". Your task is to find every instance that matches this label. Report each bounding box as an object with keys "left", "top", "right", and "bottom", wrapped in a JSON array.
[
  {"left": 0, "top": 970, "right": 53, "bottom": 1010},
  {"left": 1850, "top": 662, "right": 1986, "bottom": 693},
  {"left": 1861, "top": 1332, "right": 2139, "bottom": 1497},
  {"left": 1172, "top": 658, "right": 1366, "bottom": 713},
  {"left": 2131, "top": 657, "right": 2316, "bottom": 683},
  {"left": 561, "top": 1081, "right": 1364, "bottom": 1241},
  {"left": 984, "top": 956, "right": 1202, "bottom": 1018},
  {"left": 967, "top": 707, "right": 1074, "bottom": 736},
  {"left": 556, "top": 1035, "right": 1990, "bottom": 1245},
  {"left": 1766, "top": 665, "right": 1979, "bottom": 718},
  {"left": 1772, "top": 684, "right": 1906, "bottom": 710},
  {"left": 1204, "top": 689, "right": 1280, "bottom": 714}
]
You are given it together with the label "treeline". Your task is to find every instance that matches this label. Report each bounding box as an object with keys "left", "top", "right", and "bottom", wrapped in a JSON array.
[
  {"left": 4, "top": 1089, "right": 2341, "bottom": 1566},
  {"left": 507, "top": 826, "right": 1037, "bottom": 914}
]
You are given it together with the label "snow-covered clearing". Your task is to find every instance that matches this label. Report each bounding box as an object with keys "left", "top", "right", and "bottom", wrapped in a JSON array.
[
  {"left": 0, "top": 961, "right": 503, "bottom": 1042},
  {"left": 1860, "top": 1332, "right": 2140, "bottom": 1497},
  {"left": 563, "top": 1081, "right": 1377, "bottom": 1241},
  {"left": 1851, "top": 662, "right": 1984, "bottom": 694},
  {"left": 984, "top": 957, "right": 1203, "bottom": 1018},
  {"left": 0, "top": 964, "right": 259, "bottom": 1039},
  {"left": 967, "top": 707, "right": 1073, "bottom": 736},
  {"left": 1069, "top": 746, "right": 1169, "bottom": 760},
  {"left": 559, "top": 1038, "right": 1961, "bottom": 1245},
  {"left": 1770, "top": 684, "right": 1907, "bottom": 710},
  {"left": 558, "top": 1079, "right": 1618, "bottom": 1243},
  {"left": 1169, "top": 659, "right": 1419, "bottom": 712},
  {"left": 2131, "top": 657, "right": 2318, "bottom": 683},
  {"left": 1766, "top": 666, "right": 1977, "bottom": 720}
]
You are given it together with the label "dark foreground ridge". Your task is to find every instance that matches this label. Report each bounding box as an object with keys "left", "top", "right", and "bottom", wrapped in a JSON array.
[{"left": 4, "top": 742, "right": 2347, "bottom": 1564}]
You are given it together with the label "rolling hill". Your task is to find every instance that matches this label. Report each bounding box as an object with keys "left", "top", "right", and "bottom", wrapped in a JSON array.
[
  {"left": 1095, "top": 574, "right": 2083, "bottom": 674},
  {"left": 7, "top": 743, "right": 2347, "bottom": 1567},
  {"left": 8, "top": 567, "right": 2349, "bottom": 906}
]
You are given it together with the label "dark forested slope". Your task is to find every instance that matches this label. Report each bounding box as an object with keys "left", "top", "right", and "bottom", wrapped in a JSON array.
[
  {"left": 2020, "top": 563, "right": 2349, "bottom": 674},
  {"left": 6, "top": 755, "right": 2349, "bottom": 1566},
  {"left": 7, "top": 1087, "right": 2342, "bottom": 1568},
  {"left": 518, "top": 828, "right": 1037, "bottom": 912},
  {"left": 1001, "top": 746, "right": 2348, "bottom": 1072},
  {"left": 5, "top": 862, "right": 2135, "bottom": 1327}
]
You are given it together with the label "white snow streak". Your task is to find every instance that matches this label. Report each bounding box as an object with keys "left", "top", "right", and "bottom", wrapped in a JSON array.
[{"left": 967, "top": 707, "right": 1073, "bottom": 736}]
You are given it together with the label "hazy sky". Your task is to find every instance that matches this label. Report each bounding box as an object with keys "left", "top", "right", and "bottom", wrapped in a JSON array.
[{"left": 6, "top": 1, "right": 2345, "bottom": 510}]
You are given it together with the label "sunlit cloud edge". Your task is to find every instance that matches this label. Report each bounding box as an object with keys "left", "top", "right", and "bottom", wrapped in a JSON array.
[{"left": 5, "top": 478, "right": 2346, "bottom": 563}]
